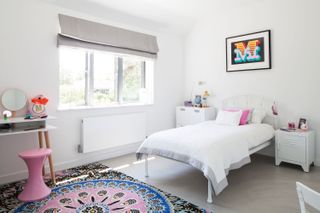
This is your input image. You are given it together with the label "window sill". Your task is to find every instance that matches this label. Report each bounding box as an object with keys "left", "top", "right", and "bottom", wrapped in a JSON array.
[{"left": 57, "top": 103, "right": 154, "bottom": 112}]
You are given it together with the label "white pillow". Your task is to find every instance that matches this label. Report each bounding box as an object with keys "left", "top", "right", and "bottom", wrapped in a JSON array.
[
  {"left": 223, "top": 107, "right": 253, "bottom": 124},
  {"left": 251, "top": 109, "right": 266, "bottom": 124},
  {"left": 215, "top": 110, "right": 242, "bottom": 126}
]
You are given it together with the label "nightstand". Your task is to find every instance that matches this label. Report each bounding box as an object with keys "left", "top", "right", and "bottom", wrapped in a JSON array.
[
  {"left": 176, "top": 106, "right": 216, "bottom": 127},
  {"left": 275, "top": 129, "right": 315, "bottom": 172}
]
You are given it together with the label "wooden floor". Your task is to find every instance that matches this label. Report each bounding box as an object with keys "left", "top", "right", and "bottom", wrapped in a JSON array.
[{"left": 101, "top": 154, "right": 320, "bottom": 213}]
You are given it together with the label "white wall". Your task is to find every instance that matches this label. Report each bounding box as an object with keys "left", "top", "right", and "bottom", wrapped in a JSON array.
[
  {"left": 185, "top": 0, "right": 320, "bottom": 163},
  {"left": 0, "top": 0, "right": 185, "bottom": 183}
]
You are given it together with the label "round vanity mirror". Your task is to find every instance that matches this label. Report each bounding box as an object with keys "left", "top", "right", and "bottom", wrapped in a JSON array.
[{"left": 1, "top": 89, "right": 27, "bottom": 111}]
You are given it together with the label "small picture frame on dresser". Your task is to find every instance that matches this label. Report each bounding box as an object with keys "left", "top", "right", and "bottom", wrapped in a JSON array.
[{"left": 298, "top": 118, "right": 307, "bottom": 130}]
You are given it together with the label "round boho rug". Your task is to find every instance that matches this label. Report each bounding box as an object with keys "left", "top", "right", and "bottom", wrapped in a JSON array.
[
  {"left": 0, "top": 163, "right": 209, "bottom": 212},
  {"left": 14, "top": 179, "right": 173, "bottom": 213}
]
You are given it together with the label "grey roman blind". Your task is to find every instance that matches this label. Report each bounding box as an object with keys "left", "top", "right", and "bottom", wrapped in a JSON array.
[{"left": 57, "top": 14, "right": 159, "bottom": 58}]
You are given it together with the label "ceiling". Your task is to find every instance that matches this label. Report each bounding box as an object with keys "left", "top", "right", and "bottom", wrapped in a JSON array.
[
  {"left": 42, "top": 0, "right": 259, "bottom": 34},
  {"left": 87, "top": 0, "right": 216, "bottom": 32},
  {"left": 86, "top": 0, "right": 210, "bottom": 19}
]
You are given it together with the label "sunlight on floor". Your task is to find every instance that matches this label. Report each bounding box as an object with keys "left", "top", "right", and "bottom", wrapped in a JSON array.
[
  {"left": 133, "top": 157, "right": 156, "bottom": 165},
  {"left": 56, "top": 174, "right": 89, "bottom": 185},
  {"left": 113, "top": 164, "right": 130, "bottom": 170},
  {"left": 56, "top": 157, "right": 157, "bottom": 184},
  {"left": 98, "top": 168, "right": 113, "bottom": 173},
  {"left": 101, "top": 156, "right": 156, "bottom": 172}
]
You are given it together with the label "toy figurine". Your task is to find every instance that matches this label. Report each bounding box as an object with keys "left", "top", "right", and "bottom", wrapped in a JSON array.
[
  {"left": 24, "top": 110, "right": 33, "bottom": 120},
  {"left": 194, "top": 95, "right": 202, "bottom": 107},
  {"left": 202, "top": 91, "right": 210, "bottom": 107}
]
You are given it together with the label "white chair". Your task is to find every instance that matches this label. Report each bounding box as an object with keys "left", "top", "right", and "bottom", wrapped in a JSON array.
[{"left": 296, "top": 182, "right": 320, "bottom": 213}]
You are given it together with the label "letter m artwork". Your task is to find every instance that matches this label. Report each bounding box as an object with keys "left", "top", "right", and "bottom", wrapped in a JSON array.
[{"left": 231, "top": 37, "right": 265, "bottom": 64}]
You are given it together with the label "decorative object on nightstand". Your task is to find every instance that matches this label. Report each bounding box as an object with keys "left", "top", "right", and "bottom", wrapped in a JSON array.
[
  {"left": 176, "top": 106, "right": 216, "bottom": 127},
  {"left": 298, "top": 118, "right": 308, "bottom": 130},
  {"left": 288, "top": 122, "right": 296, "bottom": 130},
  {"left": 275, "top": 129, "right": 315, "bottom": 172},
  {"left": 189, "top": 81, "right": 207, "bottom": 106},
  {"left": 202, "top": 91, "right": 210, "bottom": 107},
  {"left": 194, "top": 95, "right": 202, "bottom": 107},
  {"left": 184, "top": 100, "right": 193, "bottom": 107},
  {"left": 272, "top": 101, "right": 278, "bottom": 115}
]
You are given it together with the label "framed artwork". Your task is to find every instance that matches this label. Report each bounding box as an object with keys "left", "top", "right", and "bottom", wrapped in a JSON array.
[{"left": 226, "top": 30, "right": 271, "bottom": 72}]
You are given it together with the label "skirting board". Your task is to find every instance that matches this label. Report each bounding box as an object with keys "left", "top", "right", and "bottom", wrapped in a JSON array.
[{"left": 0, "top": 142, "right": 142, "bottom": 185}]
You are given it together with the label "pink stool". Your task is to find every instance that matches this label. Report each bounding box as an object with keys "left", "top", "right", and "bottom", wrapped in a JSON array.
[{"left": 18, "top": 148, "right": 52, "bottom": 202}]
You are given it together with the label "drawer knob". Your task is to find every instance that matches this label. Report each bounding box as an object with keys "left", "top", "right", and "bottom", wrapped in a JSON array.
[
  {"left": 194, "top": 110, "right": 200, "bottom": 113},
  {"left": 180, "top": 108, "right": 186, "bottom": 111}
]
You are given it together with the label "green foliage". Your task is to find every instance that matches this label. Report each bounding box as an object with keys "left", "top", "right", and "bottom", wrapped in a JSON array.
[
  {"left": 59, "top": 84, "right": 85, "bottom": 106},
  {"left": 122, "top": 60, "right": 142, "bottom": 102},
  {"left": 93, "top": 89, "right": 116, "bottom": 105}
]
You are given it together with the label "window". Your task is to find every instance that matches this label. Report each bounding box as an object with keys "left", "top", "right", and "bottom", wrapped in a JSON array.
[{"left": 59, "top": 47, "right": 154, "bottom": 109}]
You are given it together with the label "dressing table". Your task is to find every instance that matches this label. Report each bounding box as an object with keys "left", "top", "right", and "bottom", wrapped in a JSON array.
[{"left": 0, "top": 89, "right": 56, "bottom": 184}]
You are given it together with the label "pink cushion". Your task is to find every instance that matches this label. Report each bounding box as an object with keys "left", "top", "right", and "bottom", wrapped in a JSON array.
[{"left": 223, "top": 108, "right": 251, "bottom": 125}]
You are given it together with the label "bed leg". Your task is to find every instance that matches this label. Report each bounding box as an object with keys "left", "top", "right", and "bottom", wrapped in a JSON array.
[
  {"left": 207, "top": 180, "right": 213, "bottom": 203},
  {"left": 145, "top": 154, "right": 149, "bottom": 177}
]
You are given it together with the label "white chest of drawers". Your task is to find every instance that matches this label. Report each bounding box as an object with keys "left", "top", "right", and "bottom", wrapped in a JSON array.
[
  {"left": 176, "top": 106, "right": 216, "bottom": 127},
  {"left": 275, "top": 129, "right": 315, "bottom": 172}
]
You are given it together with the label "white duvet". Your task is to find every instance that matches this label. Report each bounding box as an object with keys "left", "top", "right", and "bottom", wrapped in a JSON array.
[{"left": 136, "top": 121, "right": 274, "bottom": 194}]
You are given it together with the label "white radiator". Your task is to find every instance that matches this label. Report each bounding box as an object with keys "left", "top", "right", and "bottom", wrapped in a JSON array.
[{"left": 80, "top": 112, "right": 146, "bottom": 153}]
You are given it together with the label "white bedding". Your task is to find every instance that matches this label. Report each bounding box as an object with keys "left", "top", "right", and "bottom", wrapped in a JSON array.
[{"left": 136, "top": 121, "right": 274, "bottom": 195}]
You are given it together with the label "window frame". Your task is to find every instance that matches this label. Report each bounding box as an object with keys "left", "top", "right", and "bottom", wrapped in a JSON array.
[{"left": 58, "top": 47, "right": 153, "bottom": 110}]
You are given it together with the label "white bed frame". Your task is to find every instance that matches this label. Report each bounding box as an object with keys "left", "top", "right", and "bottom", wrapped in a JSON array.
[{"left": 144, "top": 95, "right": 279, "bottom": 204}]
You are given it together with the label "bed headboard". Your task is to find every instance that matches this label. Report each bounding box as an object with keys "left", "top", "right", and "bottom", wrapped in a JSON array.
[{"left": 222, "top": 95, "right": 279, "bottom": 129}]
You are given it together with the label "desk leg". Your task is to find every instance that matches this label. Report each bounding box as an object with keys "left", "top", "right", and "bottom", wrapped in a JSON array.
[
  {"left": 44, "top": 131, "right": 56, "bottom": 185},
  {"left": 37, "top": 132, "right": 45, "bottom": 176}
]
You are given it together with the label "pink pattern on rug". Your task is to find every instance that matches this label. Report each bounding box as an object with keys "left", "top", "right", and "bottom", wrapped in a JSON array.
[{"left": 39, "top": 186, "right": 147, "bottom": 212}]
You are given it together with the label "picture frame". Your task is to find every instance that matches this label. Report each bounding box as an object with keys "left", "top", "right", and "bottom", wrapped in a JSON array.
[
  {"left": 298, "top": 118, "right": 307, "bottom": 129},
  {"left": 226, "top": 30, "right": 271, "bottom": 72}
]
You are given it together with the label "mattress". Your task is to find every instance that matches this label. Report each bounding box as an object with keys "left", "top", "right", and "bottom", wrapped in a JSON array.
[
  {"left": 239, "top": 123, "right": 275, "bottom": 150},
  {"left": 137, "top": 120, "right": 275, "bottom": 195}
]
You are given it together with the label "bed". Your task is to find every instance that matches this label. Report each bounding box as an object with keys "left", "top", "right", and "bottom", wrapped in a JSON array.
[{"left": 136, "top": 95, "right": 278, "bottom": 203}]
